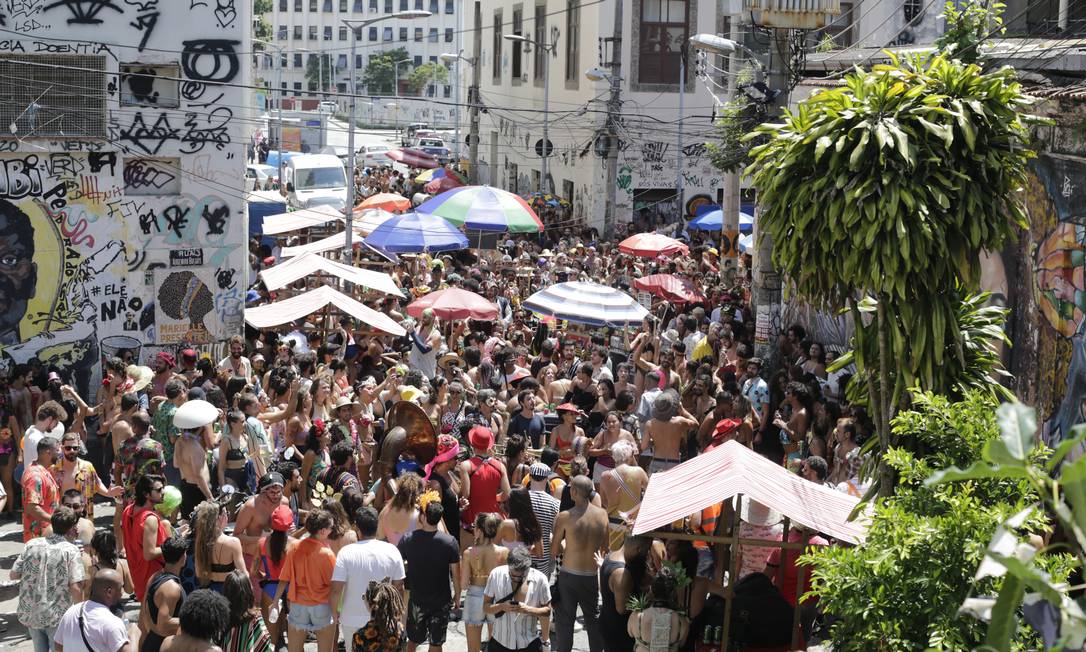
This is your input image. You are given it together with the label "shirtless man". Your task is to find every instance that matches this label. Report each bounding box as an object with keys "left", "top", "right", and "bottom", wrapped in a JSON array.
[
  {"left": 642, "top": 391, "right": 698, "bottom": 475},
  {"left": 110, "top": 393, "right": 140, "bottom": 546},
  {"left": 233, "top": 472, "right": 289, "bottom": 571},
  {"left": 551, "top": 476, "right": 608, "bottom": 652},
  {"left": 139, "top": 534, "right": 188, "bottom": 652},
  {"left": 175, "top": 424, "right": 216, "bottom": 521}
]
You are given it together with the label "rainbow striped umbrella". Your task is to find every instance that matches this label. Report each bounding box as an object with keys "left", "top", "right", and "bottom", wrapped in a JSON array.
[{"left": 416, "top": 185, "right": 543, "bottom": 233}]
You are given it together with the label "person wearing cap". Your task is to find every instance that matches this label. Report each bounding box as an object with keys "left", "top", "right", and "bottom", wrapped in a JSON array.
[
  {"left": 457, "top": 426, "right": 511, "bottom": 549},
  {"left": 252, "top": 503, "right": 296, "bottom": 646},
  {"left": 137, "top": 533, "right": 188, "bottom": 652}
]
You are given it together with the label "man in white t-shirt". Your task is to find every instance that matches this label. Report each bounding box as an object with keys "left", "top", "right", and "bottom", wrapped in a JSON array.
[
  {"left": 217, "top": 335, "right": 253, "bottom": 381},
  {"left": 330, "top": 506, "right": 406, "bottom": 645},
  {"left": 54, "top": 569, "right": 130, "bottom": 652},
  {"left": 22, "top": 401, "right": 66, "bottom": 468}
]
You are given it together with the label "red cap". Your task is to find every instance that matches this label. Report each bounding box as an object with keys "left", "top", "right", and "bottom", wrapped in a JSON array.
[
  {"left": 468, "top": 425, "right": 494, "bottom": 451},
  {"left": 181, "top": 348, "right": 197, "bottom": 360},
  {"left": 270, "top": 504, "right": 294, "bottom": 532}
]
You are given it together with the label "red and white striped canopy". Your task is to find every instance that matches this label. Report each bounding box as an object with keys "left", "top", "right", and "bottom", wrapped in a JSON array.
[{"left": 632, "top": 440, "right": 867, "bottom": 544}]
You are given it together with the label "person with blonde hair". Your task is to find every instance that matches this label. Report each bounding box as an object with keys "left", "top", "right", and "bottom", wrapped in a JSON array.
[{"left": 461, "top": 513, "right": 508, "bottom": 652}]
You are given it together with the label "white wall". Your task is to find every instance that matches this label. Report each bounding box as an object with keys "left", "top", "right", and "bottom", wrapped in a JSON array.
[{"left": 0, "top": 0, "right": 250, "bottom": 392}]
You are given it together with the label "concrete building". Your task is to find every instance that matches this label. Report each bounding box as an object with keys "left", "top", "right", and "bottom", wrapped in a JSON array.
[
  {"left": 258, "top": 0, "right": 464, "bottom": 115},
  {"left": 0, "top": 0, "right": 251, "bottom": 391},
  {"left": 463, "top": 0, "right": 737, "bottom": 233}
]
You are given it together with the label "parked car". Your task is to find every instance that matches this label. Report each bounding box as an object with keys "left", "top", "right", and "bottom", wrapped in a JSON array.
[
  {"left": 358, "top": 144, "right": 392, "bottom": 167},
  {"left": 413, "top": 138, "right": 451, "bottom": 163},
  {"left": 283, "top": 154, "right": 347, "bottom": 210},
  {"left": 318, "top": 101, "right": 339, "bottom": 114},
  {"left": 245, "top": 163, "right": 278, "bottom": 188}
]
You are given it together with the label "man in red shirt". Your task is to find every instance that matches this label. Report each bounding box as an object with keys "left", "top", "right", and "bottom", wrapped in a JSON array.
[
  {"left": 457, "top": 426, "right": 510, "bottom": 549},
  {"left": 21, "top": 435, "right": 60, "bottom": 541}
]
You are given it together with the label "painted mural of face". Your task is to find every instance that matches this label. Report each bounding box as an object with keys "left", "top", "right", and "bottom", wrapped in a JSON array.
[{"left": 0, "top": 200, "right": 37, "bottom": 344}]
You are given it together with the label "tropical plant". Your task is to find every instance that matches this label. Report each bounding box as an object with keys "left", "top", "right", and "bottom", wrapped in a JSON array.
[
  {"left": 407, "top": 61, "right": 449, "bottom": 95},
  {"left": 746, "top": 52, "right": 1043, "bottom": 494},
  {"left": 362, "top": 47, "right": 410, "bottom": 95},
  {"left": 706, "top": 98, "right": 764, "bottom": 173},
  {"left": 927, "top": 404, "right": 1086, "bottom": 651},
  {"left": 253, "top": 0, "right": 274, "bottom": 44},
  {"left": 935, "top": 0, "right": 1005, "bottom": 64},
  {"left": 802, "top": 393, "right": 1064, "bottom": 651},
  {"left": 305, "top": 54, "right": 336, "bottom": 92}
]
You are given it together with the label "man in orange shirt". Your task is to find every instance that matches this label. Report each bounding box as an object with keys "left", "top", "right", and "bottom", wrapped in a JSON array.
[{"left": 274, "top": 509, "right": 337, "bottom": 652}]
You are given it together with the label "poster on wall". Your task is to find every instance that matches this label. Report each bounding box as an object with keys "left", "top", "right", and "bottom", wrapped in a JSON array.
[
  {"left": 282, "top": 126, "right": 302, "bottom": 152},
  {"left": 153, "top": 267, "right": 223, "bottom": 344}
]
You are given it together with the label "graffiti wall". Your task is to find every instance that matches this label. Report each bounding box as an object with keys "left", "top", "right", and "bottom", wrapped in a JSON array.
[
  {"left": 615, "top": 138, "right": 722, "bottom": 227},
  {"left": 0, "top": 0, "right": 249, "bottom": 392}
]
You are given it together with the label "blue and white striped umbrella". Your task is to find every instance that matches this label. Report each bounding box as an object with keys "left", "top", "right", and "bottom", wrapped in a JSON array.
[
  {"left": 523, "top": 281, "right": 649, "bottom": 327},
  {"left": 688, "top": 209, "right": 754, "bottom": 233}
]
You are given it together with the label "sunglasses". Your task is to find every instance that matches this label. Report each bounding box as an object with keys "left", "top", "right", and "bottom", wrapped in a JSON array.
[{"left": 63, "top": 445, "right": 80, "bottom": 451}]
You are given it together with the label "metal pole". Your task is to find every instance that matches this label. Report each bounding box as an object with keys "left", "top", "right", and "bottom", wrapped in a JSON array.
[
  {"left": 467, "top": 0, "right": 481, "bottom": 184},
  {"left": 319, "top": 54, "right": 324, "bottom": 98},
  {"left": 602, "top": 0, "right": 623, "bottom": 239},
  {"left": 676, "top": 45, "right": 684, "bottom": 223},
  {"left": 277, "top": 51, "right": 284, "bottom": 189},
  {"left": 541, "top": 42, "right": 550, "bottom": 193},
  {"left": 722, "top": 16, "right": 742, "bottom": 274},
  {"left": 453, "top": 0, "right": 462, "bottom": 162},
  {"left": 345, "top": 25, "right": 358, "bottom": 262}
]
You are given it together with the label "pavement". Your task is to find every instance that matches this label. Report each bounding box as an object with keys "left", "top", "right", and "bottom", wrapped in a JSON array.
[{"left": 0, "top": 502, "right": 590, "bottom": 651}]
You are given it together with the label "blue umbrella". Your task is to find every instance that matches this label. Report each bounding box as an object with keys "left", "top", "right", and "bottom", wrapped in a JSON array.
[
  {"left": 363, "top": 211, "right": 468, "bottom": 253},
  {"left": 688, "top": 209, "right": 754, "bottom": 233}
]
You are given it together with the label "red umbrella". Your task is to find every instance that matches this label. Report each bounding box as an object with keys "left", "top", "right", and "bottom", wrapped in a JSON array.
[
  {"left": 360, "top": 192, "right": 411, "bottom": 212},
  {"left": 424, "top": 174, "right": 464, "bottom": 194},
  {"left": 634, "top": 274, "right": 707, "bottom": 304},
  {"left": 385, "top": 147, "right": 440, "bottom": 169},
  {"left": 618, "top": 233, "right": 690, "bottom": 258},
  {"left": 406, "top": 287, "right": 499, "bottom": 321}
]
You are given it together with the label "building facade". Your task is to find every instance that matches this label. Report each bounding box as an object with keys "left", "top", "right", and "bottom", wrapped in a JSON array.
[
  {"left": 0, "top": 0, "right": 250, "bottom": 393},
  {"left": 259, "top": 0, "right": 464, "bottom": 116}
]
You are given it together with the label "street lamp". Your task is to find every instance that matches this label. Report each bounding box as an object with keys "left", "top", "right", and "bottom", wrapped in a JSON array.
[
  {"left": 254, "top": 39, "right": 288, "bottom": 189},
  {"left": 393, "top": 58, "right": 412, "bottom": 99},
  {"left": 342, "top": 10, "right": 432, "bottom": 261},
  {"left": 504, "top": 33, "right": 557, "bottom": 193},
  {"left": 439, "top": 51, "right": 475, "bottom": 165}
]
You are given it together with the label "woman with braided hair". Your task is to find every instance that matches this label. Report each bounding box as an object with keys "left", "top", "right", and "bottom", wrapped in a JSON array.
[{"left": 352, "top": 578, "right": 407, "bottom": 652}]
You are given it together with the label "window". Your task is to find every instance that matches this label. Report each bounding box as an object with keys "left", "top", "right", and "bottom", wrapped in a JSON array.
[
  {"left": 295, "top": 0, "right": 302, "bottom": 10},
  {"left": 414, "top": 55, "right": 422, "bottom": 66},
  {"left": 340, "top": 0, "right": 348, "bottom": 9},
  {"left": 400, "top": 27, "right": 408, "bottom": 40},
  {"left": 565, "top": 0, "right": 579, "bottom": 82},
  {"left": 309, "top": 0, "right": 317, "bottom": 10},
  {"left": 383, "top": 26, "right": 393, "bottom": 40},
  {"left": 337, "top": 83, "right": 346, "bottom": 93},
  {"left": 429, "top": 55, "right": 437, "bottom": 63},
  {"left": 368, "top": 26, "right": 377, "bottom": 40},
  {"left": 337, "top": 54, "right": 347, "bottom": 68},
  {"left": 384, "top": 0, "right": 392, "bottom": 11},
  {"left": 429, "top": 0, "right": 438, "bottom": 11},
  {"left": 293, "top": 25, "right": 301, "bottom": 38},
  {"left": 307, "top": 53, "right": 317, "bottom": 65},
  {"left": 415, "top": 0, "right": 422, "bottom": 8},
  {"left": 278, "top": 25, "right": 288, "bottom": 39},
  {"left": 429, "top": 27, "right": 438, "bottom": 42},
  {"left": 354, "top": 0, "right": 363, "bottom": 9},
  {"left": 324, "top": 26, "right": 333, "bottom": 39},
  {"left": 445, "top": 27, "right": 453, "bottom": 41},
  {"left": 355, "top": 54, "right": 363, "bottom": 67},
  {"left": 279, "top": 0, "right": 288, "bottom": 10},
  {"left": 323, "top": 0, "right": 333, "bottom": 10},
  {"left": 400, "top": 0, "right": 407, "bottom": 8},
  {"left": 511, "top": 8, "right": 522, "bottom": 80},
  {"left": 369, "top": 0, "right": 378, "bottom": 9},
  {"left": 279, "top": 53, "right": 287, "bottom": 66},
  {"left": 120, "top": 63, "right": 180, "bottom": 108},
  {"left": 638, "top": 0, "right": 688, "bottom": 84},
  {"left": 294, "top": 53, "right": 303, "bottom": 66},
  {"left": 492, "top": 10, "right": 502, "bottom": 81},
  {"left": 533, "top": 3, "right": 545, "bottom": 84},
  {"left": 339, "top": 26, "right": 348, "bottom": 39},
  {"left": 308, "top": 25, "right": 318, "bottom": 39},
  {"left": 445, "top": 0, "right": 453, "bottom": 13},
  {"left": 414, "top": 27, "right": 423, "bottom": 41},
  {"left": 443, "top": 84, "right": 450, "bottom": 97},
  {"left": 294, "top": 81, "right": 302, "bottom": 90}
]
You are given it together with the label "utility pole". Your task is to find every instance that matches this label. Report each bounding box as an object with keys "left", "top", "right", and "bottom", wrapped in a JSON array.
[
  {"left": 453, "top": 0, "right": 462, "bottom": 163},
  {"left": 602, "top": 0, "right": 623, "bottom": 240},
  {"left": 721, "top": 17, "right": 741, "bottom": 275},
  {"left": 676, "top": 44, "right": 685, "bottom": 226},
  {"left": 345, "top": 25, "right": 359, "bottom": 263},
  {"left": 468, "top": 0, "right": 482, "bottom": 184}
]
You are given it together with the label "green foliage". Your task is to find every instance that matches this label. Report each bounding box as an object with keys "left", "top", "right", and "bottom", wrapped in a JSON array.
[
  {"left": 706, "top": 99, "right": 763, "bottom": 173},
  {"left": 803, "top": 393, "right": 1054, "bottom": 651},
  {"left": 407, "top": 62, "right": 449, "bottom": 94},
  {"left": 362, "top": 47, "right": 410, "bottom": 95},
  {"left": 305, "top": 54, "right": 336, "bottom": 91},
  {"left": 253, "top": 0, "right": 274, "bottom": 43},
  {"left": 816, "top": 32, "right": 840, "bottom": 52},
  {"left": 935, "top": 0, "right": 1005, "bottom": 64}
]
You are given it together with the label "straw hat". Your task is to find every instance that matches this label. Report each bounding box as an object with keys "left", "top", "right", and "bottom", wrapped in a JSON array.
[
  {"left": 652, "top": 391, "right": 680, "bottom": 422},
  {"left": 126, "top": 365, "right": 154, "bottom": 393},
  {"left": 173, "top": 399, "right": 220, "bottom": 429},
  {"left": 334, "top": 395, "right": 359, "bottom": 410},
  {"left": 439, "top": 352, "right": 464, "bottom": 369}
]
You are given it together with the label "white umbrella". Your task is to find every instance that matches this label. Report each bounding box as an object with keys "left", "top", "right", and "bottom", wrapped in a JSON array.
[
  {"left": 260, "top": 205, "right": 344, "bottom": 235},
  {"left": 260, "top": 252, "right": 404, "bottom": 297},
  {"left": 523, "top": 281, "right": 649, "bottom": 327}
]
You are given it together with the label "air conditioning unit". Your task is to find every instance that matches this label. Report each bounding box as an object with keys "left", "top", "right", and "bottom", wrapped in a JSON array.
[{"left": 744, "top": 0, "right": 840, "bottom": 29}]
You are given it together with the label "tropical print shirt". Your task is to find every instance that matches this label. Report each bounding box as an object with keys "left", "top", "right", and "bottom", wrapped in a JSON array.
[
  {"left": 117, "top": 436, "right": 165, "bottom": 502},
  {"left": 51, "top": 458, "right": 102, "bottom": 518},
  {"left": 13, "top": 534, "right": 84, "bottom": 629},
  {"left": 21, "top": 464, "right": 58, "bottom": 542},
  {"left": 151, "top": 401, "right": 179, "bottom": 465},
  {"left": 353, "top": 620, "right": 406, "bottom": 652}
]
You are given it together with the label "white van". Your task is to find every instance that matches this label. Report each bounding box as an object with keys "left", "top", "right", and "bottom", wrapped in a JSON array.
[{"left": 284, "top": 154, "right": 348, "bottom": 210}]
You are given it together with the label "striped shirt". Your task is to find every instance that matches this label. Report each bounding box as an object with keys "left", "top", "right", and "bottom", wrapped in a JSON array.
[
  {"left": 528, "top": 489, "right": 560, "bottom": 577},
  {"left": 484, "top": 566, "right": 552, "bottom": 650}
]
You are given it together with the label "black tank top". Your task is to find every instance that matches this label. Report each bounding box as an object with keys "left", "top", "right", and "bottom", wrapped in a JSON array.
[
  {"left": 599, "top": 557, "right": 635, "bottom": 652},
  {"left": 142, "top": 572, "right": 186, "bottom": 652}
]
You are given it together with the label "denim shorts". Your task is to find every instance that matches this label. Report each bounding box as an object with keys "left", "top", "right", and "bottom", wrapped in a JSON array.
[
  {"left": 696, "top": 546, "right": 715, "bottom": 579},
  {"left": 288, "top": 601, "right": 332, "bottom": 631},
  {"left": 463, "top": 585, "right": 488, "bottom": 626}
]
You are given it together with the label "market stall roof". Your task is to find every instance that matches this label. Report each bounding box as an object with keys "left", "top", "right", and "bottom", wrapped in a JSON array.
[
  {"left": 632, "top": 440, "right": 867, "bottom": 544},
  {"left": 260, "top": 205, "right": 344, "bottom": 235},
  {"left": 259, "top": 252, "right": 403, "bottom": 297},
  {"left": 279, "top": 231, "right": 358, "bottom": 258},
  {"left": 244, "top": 285, "right": 406, "bottom": 335}
]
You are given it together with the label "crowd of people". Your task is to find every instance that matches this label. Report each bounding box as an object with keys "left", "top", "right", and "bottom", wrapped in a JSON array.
[{"left": 6, "top": 164, "right": 872, "bottom": 652}]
